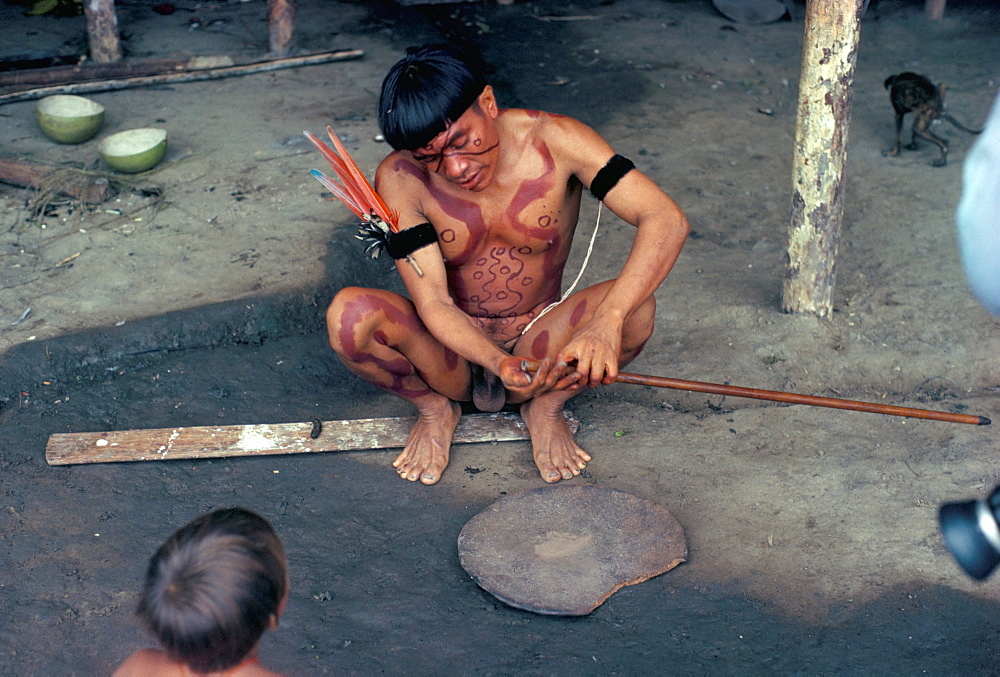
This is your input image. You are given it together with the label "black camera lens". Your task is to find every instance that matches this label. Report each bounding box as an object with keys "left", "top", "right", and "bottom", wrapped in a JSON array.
[{"left": 939, "top": 490, "right": 1000, "bottom": 580}]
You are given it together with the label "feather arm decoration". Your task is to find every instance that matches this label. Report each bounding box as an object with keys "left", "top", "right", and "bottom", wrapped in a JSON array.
[
  {"left": 305, "top": 127, "right": 424, "bottom": 275},
  {"left": 304, "top": 127, "right": 396, "bottom": 227}
]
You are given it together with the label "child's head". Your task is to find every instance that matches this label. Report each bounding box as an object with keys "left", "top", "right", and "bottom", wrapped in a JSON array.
[
  {"left": 378, "top": 43, "right": 489, "bottom": 151},
  {"left": 136, "top": 507, "right": 288, "bottom": 673}
]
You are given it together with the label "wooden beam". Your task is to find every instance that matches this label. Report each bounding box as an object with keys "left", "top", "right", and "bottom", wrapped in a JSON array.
[
  {"left": 0, "top": 56, "right": 234, "bottom": 90},
  {"left": 782, "top": 0, "right": 864, "bottom": 317},
  {"left": 0, "top": 49, "right": 364, "bottom": 105},
  {"left": 45, "top": 411, "right": 580, "bottom": 466}
]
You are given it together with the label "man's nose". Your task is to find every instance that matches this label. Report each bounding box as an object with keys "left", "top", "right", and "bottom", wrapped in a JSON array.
[{"left": 442, "top": 154, "right": 468, "bottom": 179}]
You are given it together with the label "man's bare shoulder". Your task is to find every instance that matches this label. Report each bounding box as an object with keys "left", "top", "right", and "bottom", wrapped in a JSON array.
[
  {"left": 376, "top": 148, "right": 421, "bottom": 182},
  {"left": 374, "top": 148, "right": 429, "bottom": 201},
  {"left": 502, "top": 108, "right": 591, "bottom": 140},
  {"left": 503, "top": 109, "right": 615, "bottom": 175}
]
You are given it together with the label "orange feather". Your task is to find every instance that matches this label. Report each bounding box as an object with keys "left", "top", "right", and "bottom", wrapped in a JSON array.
[{"left": 303, "top": 127, "right": 397, "bottom": 230}]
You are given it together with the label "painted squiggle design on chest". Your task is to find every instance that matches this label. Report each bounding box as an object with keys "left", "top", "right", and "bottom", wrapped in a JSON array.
[{"left": 462, "top": 244, "right": 537, "bottom": 316}]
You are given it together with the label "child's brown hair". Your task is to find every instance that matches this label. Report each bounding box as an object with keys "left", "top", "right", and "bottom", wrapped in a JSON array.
[{"left": 136, "top": 507, "right": 287, "bottom": 673}]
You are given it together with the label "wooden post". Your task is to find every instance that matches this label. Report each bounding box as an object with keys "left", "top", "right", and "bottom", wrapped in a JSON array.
[
  {"left": 782, "top": 0, "right": 863, "bottom": 317},
  {"left": 925, "top": 0, "right": 946, "bottom": 20},
  {"left": 83, "top": 0, "right": 123, "bottom": 64},
  {"left": 268, "top": 0, "right": 296, "bottom": 58}
]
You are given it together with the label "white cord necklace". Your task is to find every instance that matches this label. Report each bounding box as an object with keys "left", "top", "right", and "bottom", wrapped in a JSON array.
[{"left": 519, "top": 201, "right": 603, "bottom": 336}]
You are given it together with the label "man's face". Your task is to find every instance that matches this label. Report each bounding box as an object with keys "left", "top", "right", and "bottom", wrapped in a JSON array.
[{"left": 411, "top": 87, "right": 500, "bottom": 192}]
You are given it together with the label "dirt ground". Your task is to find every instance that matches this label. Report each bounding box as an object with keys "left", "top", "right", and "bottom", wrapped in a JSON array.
[{"left": 3, "top": 0, "right": 1000, "bottom": 673}]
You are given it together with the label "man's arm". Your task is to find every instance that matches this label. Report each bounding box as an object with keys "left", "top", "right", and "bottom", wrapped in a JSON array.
[{"left": 550, "top": 118, "right": 690, "bottom": 386}]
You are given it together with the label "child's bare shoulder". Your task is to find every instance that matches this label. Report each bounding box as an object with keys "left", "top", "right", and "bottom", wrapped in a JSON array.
[{"left": 112, "top": 648, "right": 173, "bottom": 676}]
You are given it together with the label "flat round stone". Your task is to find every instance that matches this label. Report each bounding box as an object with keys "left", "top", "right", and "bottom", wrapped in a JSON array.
[{"left": 458, "top": 484, "right": 687, "bottom": 615}]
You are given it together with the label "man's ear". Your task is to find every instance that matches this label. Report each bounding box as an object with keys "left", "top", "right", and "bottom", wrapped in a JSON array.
[{"left": 479, "top": 85, "right": 499, "bottom": 118}]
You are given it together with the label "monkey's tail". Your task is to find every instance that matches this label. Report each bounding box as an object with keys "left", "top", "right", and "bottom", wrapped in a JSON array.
[
  {"left": 942, "top": 113, "right": 983, "bottom": 135},
  {"left": 883, "top": 74, "right": 899, "bottom": 90}
]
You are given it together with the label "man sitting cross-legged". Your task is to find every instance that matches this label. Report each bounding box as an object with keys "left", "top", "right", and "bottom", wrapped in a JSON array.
[{"left": 327, "top": 44, "right": 689, "bottom": 485}]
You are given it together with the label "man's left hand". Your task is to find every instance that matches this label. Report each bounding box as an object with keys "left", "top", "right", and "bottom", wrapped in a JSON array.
[{"left": 556, "top": 319, "right": 623, "bottom": 388}]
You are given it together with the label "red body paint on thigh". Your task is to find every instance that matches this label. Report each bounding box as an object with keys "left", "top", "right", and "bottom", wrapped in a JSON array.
[
  {"left": 569, "top": 298, "right": 588, "bottom": 327},
  {"left": 531, "top": 330, "right": 550, "bottom": 360},
  {"left": 337, "top": 293, "right": 431, "bottom": 398}
]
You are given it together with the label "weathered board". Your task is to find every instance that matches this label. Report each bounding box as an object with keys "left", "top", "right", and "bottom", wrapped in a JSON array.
[{"left": 45, "top": 411, "right": 579, "bottom": 466}]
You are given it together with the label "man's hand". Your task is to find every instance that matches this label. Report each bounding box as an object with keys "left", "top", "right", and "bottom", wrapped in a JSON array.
[
  {"left": 499, "top": 356, "right": 581, "bottom": 400},
  {"left": 556, "top": 317, "right": 624, "bottom": 388}
]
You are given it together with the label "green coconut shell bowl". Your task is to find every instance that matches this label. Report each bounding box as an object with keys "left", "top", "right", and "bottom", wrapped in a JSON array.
[
  {"left": 36, "top": 95, "right": 106, "bottom": 144},
  {"left": 98, "top": 128, "right": 168, "bottom": 173}
]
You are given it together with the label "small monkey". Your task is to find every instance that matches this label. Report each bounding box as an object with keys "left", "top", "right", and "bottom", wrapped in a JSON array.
[{"left": 883, "top": 72, "right": 982, "bottom": 167}]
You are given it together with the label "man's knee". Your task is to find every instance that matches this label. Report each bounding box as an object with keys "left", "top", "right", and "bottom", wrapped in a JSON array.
[
  {"left": 326, "top": 287, "right": 376, "bottom": 354},
  {"left": 624, "top": 296, "right": 656, "bottom": 349}
]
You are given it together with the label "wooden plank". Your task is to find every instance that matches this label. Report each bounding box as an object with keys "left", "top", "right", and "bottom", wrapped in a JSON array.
[{"left": 45, "top": 411, "right": 580, "bottom": 466}]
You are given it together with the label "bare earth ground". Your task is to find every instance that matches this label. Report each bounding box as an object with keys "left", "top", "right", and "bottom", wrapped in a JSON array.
[{"left": 2, "top": 0, "right": 1000, "bottom": 673}]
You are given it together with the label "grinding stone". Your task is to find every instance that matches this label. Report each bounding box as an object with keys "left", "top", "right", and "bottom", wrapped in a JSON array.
[{"left": 457, "top": 484, "right": 687, "bottom": 615}]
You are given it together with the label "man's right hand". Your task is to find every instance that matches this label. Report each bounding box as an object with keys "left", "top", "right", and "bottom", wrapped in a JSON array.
[{"left": 499, "top": 356, "right": 582, "bottom": 402}]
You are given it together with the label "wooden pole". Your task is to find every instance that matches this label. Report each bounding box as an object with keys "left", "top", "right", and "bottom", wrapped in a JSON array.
[
  {"left": 613, "top": 371, "right": 990, "bottom": 425},
  {"left": 925, "top": 0, "right": 946, "bottom": 20},
  {"left": 522, "top": 363, "right": 991, "bottom": 426},
  {"left": 83, "top": 0, "right": 123, "bottom": 64},
  {"left": 782, "top": 0, "right": 863, "bottom": 317},
  {"left": 268, "top": 0, "right": 297, "bottom": 58}
]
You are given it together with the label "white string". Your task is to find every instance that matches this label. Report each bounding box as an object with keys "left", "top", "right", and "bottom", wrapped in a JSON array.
[{"left": 519, "top": 201, "right": 603, "bottom": 336}]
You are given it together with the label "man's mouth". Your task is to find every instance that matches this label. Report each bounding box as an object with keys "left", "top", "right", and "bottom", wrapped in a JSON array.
[{"left": 457, "top": 170, "right": 481, "bottom": 190}]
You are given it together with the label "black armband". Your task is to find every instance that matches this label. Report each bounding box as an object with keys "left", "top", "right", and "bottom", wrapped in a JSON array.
[
  {"left": 386, "top": 222, "right": 438, "bottom": 259},
  {"left": 356, "top": 218, "right": 437, "bottom": 260},
  {"left": 589, "top": 154, "right": 635, "bottom": 201}
]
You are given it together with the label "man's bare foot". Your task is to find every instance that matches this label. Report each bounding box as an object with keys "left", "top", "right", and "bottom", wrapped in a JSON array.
[
  {"left": 392, "top": 398, "right": 462, "bottom": 485},
  {"left": 520, "top": 397, "right": 591, "bottom": 483}
]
